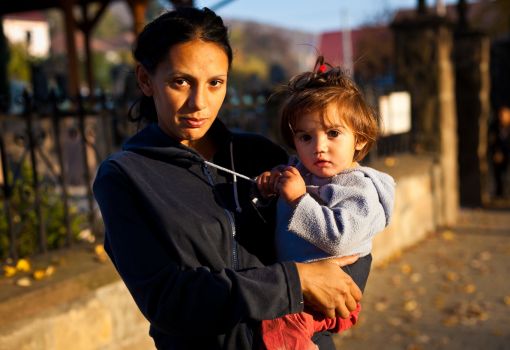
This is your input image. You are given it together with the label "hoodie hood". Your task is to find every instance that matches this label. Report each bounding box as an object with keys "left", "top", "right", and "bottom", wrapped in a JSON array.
[
  {"left": 122, "top": 119, "right": 233, "bottom": 167},
  {"left": 343, "top": 166, "right": 396, "bottom": 227}
]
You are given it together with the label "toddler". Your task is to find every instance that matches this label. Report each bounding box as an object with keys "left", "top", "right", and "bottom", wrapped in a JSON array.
[{"left": 254, "top": 58, "right": 396, "bottom": 350}]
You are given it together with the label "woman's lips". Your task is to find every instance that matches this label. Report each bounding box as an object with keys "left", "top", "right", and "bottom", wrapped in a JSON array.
[{"left": 182, "top": 118, "right": 207, "bottom": 128}]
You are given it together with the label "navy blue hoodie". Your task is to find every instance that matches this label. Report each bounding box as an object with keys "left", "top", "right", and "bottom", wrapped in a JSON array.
[{"left": 93, "top": 119, "right": 306, "bottom": 349}]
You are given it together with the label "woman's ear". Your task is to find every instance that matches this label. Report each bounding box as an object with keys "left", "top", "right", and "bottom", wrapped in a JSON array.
[
  {"left": 355, "top": 139, "right": 367, "bottom": 151},
  {"left": 135, "top": 63, "right": 154, "bottom": 97}
]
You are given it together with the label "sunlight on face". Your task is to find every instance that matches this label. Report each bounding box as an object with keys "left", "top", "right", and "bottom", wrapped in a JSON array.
[
  {"left": 293, "top": 109, "right": 365, "bottom": 178},
  {"left": 146, "top": 40, "right": 229, "bottom": 147}
]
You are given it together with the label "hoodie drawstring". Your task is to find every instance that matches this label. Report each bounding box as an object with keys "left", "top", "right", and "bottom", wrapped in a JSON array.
[
  {"left": 230, "top": 142, "right": 243, "bottom": 213},
  {"left": 203, "top": 142, "right": 254, "bottom": 213}
]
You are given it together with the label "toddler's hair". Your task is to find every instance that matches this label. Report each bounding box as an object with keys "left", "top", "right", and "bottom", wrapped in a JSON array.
[{"left": 280, "top": 56, "right": 380, "bottom": 162}]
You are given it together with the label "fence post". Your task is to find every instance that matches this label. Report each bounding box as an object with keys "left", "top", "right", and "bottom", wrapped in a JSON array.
[
  {"left": 49, "top": 90, "right": 73, "bottom": 246},
  {"left": 0, "top": 120, "right": 17, "bottom": 261},
  {"left": 23, "top": 89, "right": 47, "bottom": 254},
  {"left": 99, "top": 91, "right": 112, "bottom": 158},
  {"left": 77, "top": 94, "right": 96, "bottom": 238}
]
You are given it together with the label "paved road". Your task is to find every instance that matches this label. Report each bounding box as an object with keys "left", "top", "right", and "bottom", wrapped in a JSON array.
[{"left": 333, "top": 208, "right": 510, "bottom": 350}]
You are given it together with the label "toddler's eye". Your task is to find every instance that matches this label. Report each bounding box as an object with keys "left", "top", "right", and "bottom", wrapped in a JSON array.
[
  {"left": 298, "top": 134, "right": 311, "bottom": 142},
  {"left": 328, "top": 130, "right": 340, "bottom": 137}
]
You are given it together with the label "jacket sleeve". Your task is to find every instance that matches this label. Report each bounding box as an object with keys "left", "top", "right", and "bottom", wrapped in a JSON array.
[
  {"left": 93, "top": 162, "right": 304, "bottom": 337},
  {"left": 286, "top": 177, "right": 385, "bottom": 257}
]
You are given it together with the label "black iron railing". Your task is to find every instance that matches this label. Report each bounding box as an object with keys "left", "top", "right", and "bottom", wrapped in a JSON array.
[{"left": 0, "top": 90, "right": 134, "bottom": 261}]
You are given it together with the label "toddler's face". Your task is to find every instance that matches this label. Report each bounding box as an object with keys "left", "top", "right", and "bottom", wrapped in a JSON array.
[{"left": 293, "top": 109, "right": 365, "bottom": 178}]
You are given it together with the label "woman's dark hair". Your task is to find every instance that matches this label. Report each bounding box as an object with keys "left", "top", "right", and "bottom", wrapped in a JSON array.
[
  {"left": 280, "top": 56, "right": 380, "bottom": 162},
  {"left": 129, "top": 7, "right": 233, "bottom": 125}
]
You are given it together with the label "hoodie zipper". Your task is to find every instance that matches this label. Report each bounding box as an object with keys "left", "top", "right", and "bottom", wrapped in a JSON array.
[{"left": 203, "top": 164, "right": 253, "bottom": 347}]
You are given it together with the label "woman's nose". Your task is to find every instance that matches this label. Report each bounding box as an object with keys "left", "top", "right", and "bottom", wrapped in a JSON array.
[{"left": 188, "top": 87, "right": 206, "bottom": 110}]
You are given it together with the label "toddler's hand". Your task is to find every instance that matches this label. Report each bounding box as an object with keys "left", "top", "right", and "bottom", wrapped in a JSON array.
[
  {"left": 256, "top": 171, "right": 281, "bottom": 201},
  {"left": 275, "top": 167, "right": 306, "bottom": 208}
]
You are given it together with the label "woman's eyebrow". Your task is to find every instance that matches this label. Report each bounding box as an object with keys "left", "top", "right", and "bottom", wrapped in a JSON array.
[{"left": 166, "top": 72, "right": 227, "bottom": 79}]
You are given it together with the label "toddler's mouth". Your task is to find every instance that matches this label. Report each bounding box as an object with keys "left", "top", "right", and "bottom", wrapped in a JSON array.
[{"left": 314, "top": 159, "right": 330, "bottom": 167}]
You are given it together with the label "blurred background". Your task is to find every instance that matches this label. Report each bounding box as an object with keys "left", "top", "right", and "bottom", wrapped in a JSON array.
[{"left": 0, "top": 0, "right": 509, "bottom": 349}]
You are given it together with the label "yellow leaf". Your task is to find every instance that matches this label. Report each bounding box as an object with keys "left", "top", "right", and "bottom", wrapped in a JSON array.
[
  {"left": 465, "top": 284, "right": 476, "bottom": 293},
  {"left": 45, "top": 265, "right": 56, "bottom": 276},
  {"left": 503, "top": 296, "right": 510, "bottom": 306},
  {"left": 16, "top": 259, "right": 31, "bottom": 272},
  {"left": 442, "top": 231, "right": 455, "bottom": 241},
  {"left": 94, "top": 245, "right": 105, "bottom": 255},
  {"left": 3, "top": 265, "right": 17, "bottom": 277},
  {"left": 33, "top": 269, "right": 46, "bottom": 280},
  {"left": 401, "top": 264, "right": 412, "bottom": 274}
]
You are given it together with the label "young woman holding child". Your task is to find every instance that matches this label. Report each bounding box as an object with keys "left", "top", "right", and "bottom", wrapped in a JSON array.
[{"left": 93, "top": 7, "right": 363, "bottom": 350}]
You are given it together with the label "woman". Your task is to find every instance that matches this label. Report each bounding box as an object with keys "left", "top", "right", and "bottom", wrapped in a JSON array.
[{"left": 93, "top": 7, "right": 361, "bottom": 349}]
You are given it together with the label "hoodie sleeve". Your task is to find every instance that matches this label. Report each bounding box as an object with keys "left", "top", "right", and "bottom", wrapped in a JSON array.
[
  {"left": 93, "top": 161, "right": 304, "bottom": 337},
  {"left": 287, "top": 170, "right": 395, "bottom": 257}
]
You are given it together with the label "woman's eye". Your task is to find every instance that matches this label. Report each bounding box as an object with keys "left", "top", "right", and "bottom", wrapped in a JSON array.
[
  {"left": 210, "top": 80, "right": 223, "bottom": 87},
  {"left": 328, "top": 130, "right": 340, "bottom": 137},
  {"left": 299, "top": 134, "right": 311, "bottom": 142},
  {"left": 174, "top": 79, "right": 189, "bottom": 86}
]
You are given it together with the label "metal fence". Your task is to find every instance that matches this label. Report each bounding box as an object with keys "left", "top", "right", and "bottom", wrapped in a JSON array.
[{"left": 0, "top": 90, "right": 135, "bottom": 261}]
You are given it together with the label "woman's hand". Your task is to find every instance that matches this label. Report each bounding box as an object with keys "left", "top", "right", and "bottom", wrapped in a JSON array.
[
  {"left": 295, "top": 255, "right": 362, "bottom": 319},
  {"left": 257, "top": 171, "right": 282, "bottom": 201},
  {"left": 275, "top": 167, "right": 306, "bottom": 208}
]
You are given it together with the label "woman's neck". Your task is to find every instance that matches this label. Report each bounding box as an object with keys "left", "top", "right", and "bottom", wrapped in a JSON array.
[{"left": 183, "top": 133, "right": 217, "bottom": 160}]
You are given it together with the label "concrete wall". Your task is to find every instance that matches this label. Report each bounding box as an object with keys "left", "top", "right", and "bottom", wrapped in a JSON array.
[
  {"left": 0, "top": 281, "right": 154, "bottom": 350},
  {"left": 0, "top": 155, "right": 443, "bottom": 349},
  {"left": 371, "top": 155, "right": 440, "bottom": 266}
]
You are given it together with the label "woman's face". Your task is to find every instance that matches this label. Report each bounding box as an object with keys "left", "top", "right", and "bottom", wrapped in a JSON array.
[{"left": 137, "top": 40, "right": 229, "bottom": 146}]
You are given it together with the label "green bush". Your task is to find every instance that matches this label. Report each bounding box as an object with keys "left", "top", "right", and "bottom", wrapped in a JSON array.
[{"left": 0, "top": 160, "right": 87, "bottom": 259}]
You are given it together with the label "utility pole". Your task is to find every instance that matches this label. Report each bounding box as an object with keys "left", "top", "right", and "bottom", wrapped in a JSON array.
[{"left": 341, "top": 9, "right": 353, "bottom": 76}]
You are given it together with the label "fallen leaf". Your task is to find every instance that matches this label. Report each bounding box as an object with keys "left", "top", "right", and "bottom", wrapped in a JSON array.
[
  {"left": 410, "top": 273, "right": 422, "bottom": 283},
  {"left": 94, "top": 244, "right": 105, "bottom": 255},
  {"left": 442, "top": 231, "right": 455, "bottom": 241},
  {"left": 407, "top": 344, "right": 422, "bottom": 350},
  {"left": 16, "top": 277, "right": 31, "bottom": 287},
  {"left": 417, "top": 335, "right": 430, "bottom": 344},
  {"left": 375, "top": 302, "right": 388, "bottom": 311},
  {"left": 445, "top": 271, "right": 459, "bottom": 282},
  {"left": 3, "top": 265, "right": 17, "bottom": 277},
  {"left": 391, "top": 275, "right": 402, "bottom": 286},
  {"left": 33, "top": 269, "right": 45, "bottom": 280},
  {"left": 402, "top": 264, "right": 412, "bottom": 274},
  {"left": 503, "top": 296, "right": 510, "bottom": 306},
  {"left": 443, "top": 316, "right": 458, "bottom": 326},
  {"left": 465, "top": 284, "right": 476, "bottom": 293},
  {"left": 492, "top": 329, "right": 504, "bottom": 337},
  {"left": 16, "top": 259, "right": 31, "bottom": 272},
  {"left": 404, "top": 300, "right": 418, "bottom": 311},
  {"left": 406, "top": 329, "right": 420, "bottom": 337},
  {"left": 45, "top": 265, "right": 56, "bottom": 276},
  {"left": 479, "top": 251, "right": 492, "bottom": 261}
]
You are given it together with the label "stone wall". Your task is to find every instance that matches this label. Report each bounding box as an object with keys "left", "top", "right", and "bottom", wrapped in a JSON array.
[
  {"left": 0, "top": 155, "right": 444, "bottom": 349},
  {"left": 371, "top": 155, "right": 440, "bottom": 265},
  {"left": 0, "top": 282, "right": 153, "bottom": 350}
]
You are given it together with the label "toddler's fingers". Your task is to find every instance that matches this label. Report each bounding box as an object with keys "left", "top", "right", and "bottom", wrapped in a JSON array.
[{"left": 284, "top": 166, "right": 300, "bottom": 175}]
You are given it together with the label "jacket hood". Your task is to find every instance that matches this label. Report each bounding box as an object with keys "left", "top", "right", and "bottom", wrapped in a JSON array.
[
  {"left": 343, "top": 166, "right": 396, "bottom": 227},
  {"left": 122, "top": 119, "right": 232, "bottom": 167}
]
